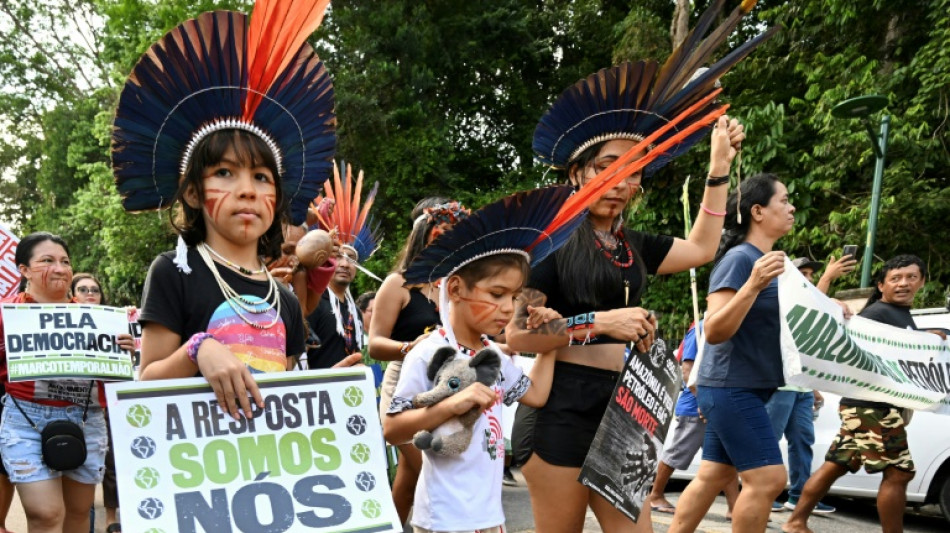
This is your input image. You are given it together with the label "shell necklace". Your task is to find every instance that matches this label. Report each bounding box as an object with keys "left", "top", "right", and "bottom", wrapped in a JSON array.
[{"left": 197, "top": 243, "right": 281, "bottom": 329}]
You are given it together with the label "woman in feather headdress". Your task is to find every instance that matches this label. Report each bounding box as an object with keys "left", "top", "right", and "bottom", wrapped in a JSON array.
[{"left": 504, "top": 1, "right": 777, "bottom": 531}]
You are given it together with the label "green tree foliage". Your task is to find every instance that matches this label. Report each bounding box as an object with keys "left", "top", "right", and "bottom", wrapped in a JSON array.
[{"left": 0, "top": 0, "right": 947, "bottom": 322}]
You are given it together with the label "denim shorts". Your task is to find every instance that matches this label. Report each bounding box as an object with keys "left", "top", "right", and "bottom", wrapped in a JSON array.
[
  {"left": 0, "top": 395, "right": 108, "bottom": 484},
  {"left": 697, "top": 386, "right": 783, "bottom": 472}
]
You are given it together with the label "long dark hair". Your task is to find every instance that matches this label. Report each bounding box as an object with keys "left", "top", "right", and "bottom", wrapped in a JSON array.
[
  {"left": 714, "top": 173, "right": 781, "bottom": 263},
  {"left": 173, "top": 129, "right": 285, "bottom": 259},
  {"left": 71, "top": 272, "right": 107, "bottom": 305},
  {"left": 555, "top": 141, "right": 637, "bottom": 308},
  {"left": 16, "top": 232, "right": 71, "bottom": 293},
  {"left": 864, "top": 254, "right": 927, "bottom": 307}
]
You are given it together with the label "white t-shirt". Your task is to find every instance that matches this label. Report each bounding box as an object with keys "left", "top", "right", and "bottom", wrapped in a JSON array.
[{"left": 389, "top": 330, "right": 530, "bottom": 531}]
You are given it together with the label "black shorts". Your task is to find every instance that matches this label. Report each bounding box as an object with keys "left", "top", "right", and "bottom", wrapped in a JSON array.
[{"left": 530, "top": 361, "right": 620, "bottom": 468}]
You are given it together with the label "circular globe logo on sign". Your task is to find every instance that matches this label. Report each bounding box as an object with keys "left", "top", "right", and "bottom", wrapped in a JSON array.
[
  {"left": 346, "top": 414, "right": 367, "bottom": 435},
  {"left": 355, "top": 471, "right": 376, "bottom": 492},
  {"left": 343, "top": 386, "right": 364, "bottom": 407},
  {"left": 361, "top": 499, "right": 382, "bottom": 518},
  {"left": 130, "top": 436, "right": 157, "bottom": 459},
  {"left": 138, "top": 497, "right": 164, "bottom": 519},
  {"left": 135, "top": 467, "right": 161, "bottom": 489},
  {"left": 126, "top": 404, "right": 152, "bottom": 428},
  {"left": 350, "top": 443, "right": 371, "bottom": 464}
]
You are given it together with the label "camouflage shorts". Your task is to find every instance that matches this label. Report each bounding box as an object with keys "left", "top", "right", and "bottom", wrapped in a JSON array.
[{"left": 825, "top": 405, "right": 915, "bottom": 474}]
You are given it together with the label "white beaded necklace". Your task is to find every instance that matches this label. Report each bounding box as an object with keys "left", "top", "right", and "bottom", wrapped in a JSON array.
[{"left": 197, "top": 243, "right": 281, "bottom": 329}]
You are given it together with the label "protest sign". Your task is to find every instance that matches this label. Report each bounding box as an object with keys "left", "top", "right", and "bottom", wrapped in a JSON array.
[
  {"left": 106, "top": 368, "right": 400, "bottom": 533},
  {"left": 1, "top": 304, "right": 135, "bottom": 381},
  {"left": 0, "top": 225, "right": 19, "bottom": 299},
  {"left": 580, "top": 338, "right": 680, "bottom": 522},
  {"left": 127, "top": 307, "right": 142, "bottom": 367},
  {"left": 778, "top": 258, "right": 950, "bottom": 413}
]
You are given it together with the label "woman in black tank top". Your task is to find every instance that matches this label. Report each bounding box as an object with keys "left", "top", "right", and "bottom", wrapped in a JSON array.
[{"left": 369, "top": 198, "right": 468, "bottom": 525}]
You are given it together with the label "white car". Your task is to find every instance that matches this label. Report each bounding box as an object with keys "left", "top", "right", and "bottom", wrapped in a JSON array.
[{"left": 672, "top": 307, "right": 950, "bottom": 523}]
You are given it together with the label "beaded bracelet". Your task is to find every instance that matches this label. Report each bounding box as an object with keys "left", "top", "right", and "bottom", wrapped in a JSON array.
[
  {"left": 706, "top": 174, "right": 730, "bottom": 187},
  {"left": 566, "top": 312, "right": 596, "bottom": 345},
  {"left": 186, "top": 332, "right": 215, "bottom": 363}
]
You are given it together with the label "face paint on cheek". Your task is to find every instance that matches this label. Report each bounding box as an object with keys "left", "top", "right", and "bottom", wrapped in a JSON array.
[
  {"left": 263, "top": 194, "right": 276, "bottom": 223},
  {"left": 204, "top": 189, "right": 230, "bottom": 222},
  {"left": 459, "top": 295, "right": 499, "bottom": 322}
]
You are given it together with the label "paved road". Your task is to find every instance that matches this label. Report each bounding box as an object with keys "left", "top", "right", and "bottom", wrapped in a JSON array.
[
  {"left": 4, "top": 472, "right": 945, "bottom": 532},
  {"left": 503, "top": 472, "right": 948, "bottom": 533}
]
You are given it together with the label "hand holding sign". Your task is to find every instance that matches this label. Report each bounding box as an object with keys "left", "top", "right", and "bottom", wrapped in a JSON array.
[
  {"left": 194, "top": 337, "right": 263, "bottom": 419},
  {"left": 749, "top": 251, "right": 786, "bottom": 291}
]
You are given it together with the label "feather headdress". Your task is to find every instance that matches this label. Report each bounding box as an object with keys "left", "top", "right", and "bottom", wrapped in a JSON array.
[
  {"left": 403, "top": 186, "right": 583, "bottom": 285},
  {"left": 533, "top": 0, "right": 777, "bottom": 177},
  {"left": 111, "top": 0, "right": 335, "bottom": 226},
  {"left": 312, "top": 162, "right": 383, "bottom": 265}
]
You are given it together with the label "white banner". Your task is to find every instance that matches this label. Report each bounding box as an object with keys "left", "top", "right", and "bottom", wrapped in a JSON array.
[
  {"left": 0, "top": 225, "right": 18, "bottom": 299},
  {"left": 105, "top": 368, "right": 400, "bottom": 533},
  {"left": 778, "top": 258, "right": 950, "bottom": 413},
  {"left": 1, "top": 304, "right": 134, "bottom": 381}
]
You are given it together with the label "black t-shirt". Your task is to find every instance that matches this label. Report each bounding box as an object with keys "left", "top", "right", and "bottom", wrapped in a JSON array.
[
  {"left": 840, "top": 300, "right": 917, "bottom": 409},
  {"left": 306, "top": 290, "right": 363, "bottom": 369},
  {"left": 528, "top": 229, "right": 673, "bottom": 343},
  {"left": 390, "top": 288, "right": 439, "bottom": 342},
  {"left": 139, "top": 249, "right": 306, "bottom": 373}
]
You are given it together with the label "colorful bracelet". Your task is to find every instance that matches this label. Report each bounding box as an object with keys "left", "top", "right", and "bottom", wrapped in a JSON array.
[
  {"left": 399, "top": 341, "right": 411, "bottom": 356},
  {"left": 706, "top": 174, "right": 730, "bottom": 187},
  {"left": 186, "top": 332, "right": 215, "bottom": 363},
  {"left": 700, "top": 203, "right": 726, "bottom": 217}
]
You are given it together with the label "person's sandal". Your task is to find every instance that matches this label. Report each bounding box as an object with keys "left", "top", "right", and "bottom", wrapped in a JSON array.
[{"left": 106, "top": 524, "right": 122, "bottom": 533}]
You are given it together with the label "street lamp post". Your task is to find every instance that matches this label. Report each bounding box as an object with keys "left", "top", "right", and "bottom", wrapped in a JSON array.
[{"left": 831, "top": 95, "right": 890, "bottom": 288}]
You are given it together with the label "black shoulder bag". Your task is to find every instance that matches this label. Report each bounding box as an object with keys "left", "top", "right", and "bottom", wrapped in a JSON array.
[{"left": 9, "top": 381, "right": 93, "bottom": 471}]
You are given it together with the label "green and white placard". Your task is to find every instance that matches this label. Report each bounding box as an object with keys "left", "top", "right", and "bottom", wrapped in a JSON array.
[{"left": 105, "top": 368, "right": 399, "bottom": 533}]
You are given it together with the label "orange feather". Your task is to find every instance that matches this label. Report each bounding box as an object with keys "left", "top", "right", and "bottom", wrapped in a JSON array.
[
  {"left": 532, "top": 91, "right": 727, "bottom": 246},
  {"left": 244, "top": 0, "right": 331, "bottom": 119}
]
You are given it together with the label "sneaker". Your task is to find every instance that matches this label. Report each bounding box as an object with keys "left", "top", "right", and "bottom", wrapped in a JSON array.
[
  {"left": 783, "top": 498, "right": 797, "bottom": 511},
  {"left": 771, "top": 501, "right": 785, "bottom": 512},
  {"left": 503, "top": 467, "right": 517, "bottom": 486},
  {"left": 813, "top": 501, "right": 836, "bottom": 514}
]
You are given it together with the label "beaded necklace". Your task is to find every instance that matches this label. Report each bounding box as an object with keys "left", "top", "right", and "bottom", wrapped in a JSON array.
[
  {"left": 197, "top": 243, "right": 281, "bottom": 329},
  {"left": 593, "top": 230, "right": 634, "bottom": 268},
  {"left": 438, "top": 328, "right": 490, "bottom": 356},
  {"left": 202, "top": 243, "right": 268, "bottom": 276}
]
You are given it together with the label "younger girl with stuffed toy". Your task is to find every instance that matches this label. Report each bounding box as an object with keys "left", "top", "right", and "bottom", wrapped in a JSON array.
[{"left": 382, "top": 187, "right": 586, "bottom": 533}]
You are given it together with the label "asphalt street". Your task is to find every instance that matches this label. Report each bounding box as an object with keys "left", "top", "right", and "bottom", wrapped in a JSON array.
[
  {"left": 4, "top": 470, "right": 946, "bottom": 532},
  {"left": 503, "top": 472, "right": 949, "bottom": 533}
]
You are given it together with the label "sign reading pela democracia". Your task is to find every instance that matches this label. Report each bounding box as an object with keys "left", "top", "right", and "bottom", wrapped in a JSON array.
[
  {"left": 2, "top": 304, "right": 135, "bottom": 381},
  {"left": 105, "top": 368, "right": 400, "bottom": 533}
]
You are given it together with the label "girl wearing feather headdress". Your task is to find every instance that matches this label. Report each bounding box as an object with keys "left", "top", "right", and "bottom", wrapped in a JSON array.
[
  {"left": 370, "top": 197, "right": 470, "bottom": 524},
  {"left": 383, "top": 186, "right": 586, "bottom": 533},
  {"left": 111, "top": 0, "right": 336, "bottom": 419},
  {"left": 504, "top": 1, "right": 778, "bottom": 531}
]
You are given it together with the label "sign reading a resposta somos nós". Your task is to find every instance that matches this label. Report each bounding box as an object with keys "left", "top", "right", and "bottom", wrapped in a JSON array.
[{"left": 105, "top": 368, "right": 400, "bottom": 533}]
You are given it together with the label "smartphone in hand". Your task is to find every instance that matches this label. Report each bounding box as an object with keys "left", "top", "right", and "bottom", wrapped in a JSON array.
[{"left": 842, "top": 244, "right": 858, "bottom": 260}]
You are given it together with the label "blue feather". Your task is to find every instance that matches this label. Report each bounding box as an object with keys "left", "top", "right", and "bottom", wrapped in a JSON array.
[
  {"left": 111, "top": 10, "right": 335, "bottom": 225},
  {"left": 404, "top": 186, "right": 584, "bottom": 285}
]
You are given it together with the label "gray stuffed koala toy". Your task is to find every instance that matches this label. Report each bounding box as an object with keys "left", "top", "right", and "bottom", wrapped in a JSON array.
[{"left": 411, "top": 346, "right": 502, "bottom": 456}]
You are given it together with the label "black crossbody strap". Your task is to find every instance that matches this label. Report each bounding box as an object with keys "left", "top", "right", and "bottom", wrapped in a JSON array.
[{"left": 8, "top": 380, "right": 94, "bottom": 430}]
